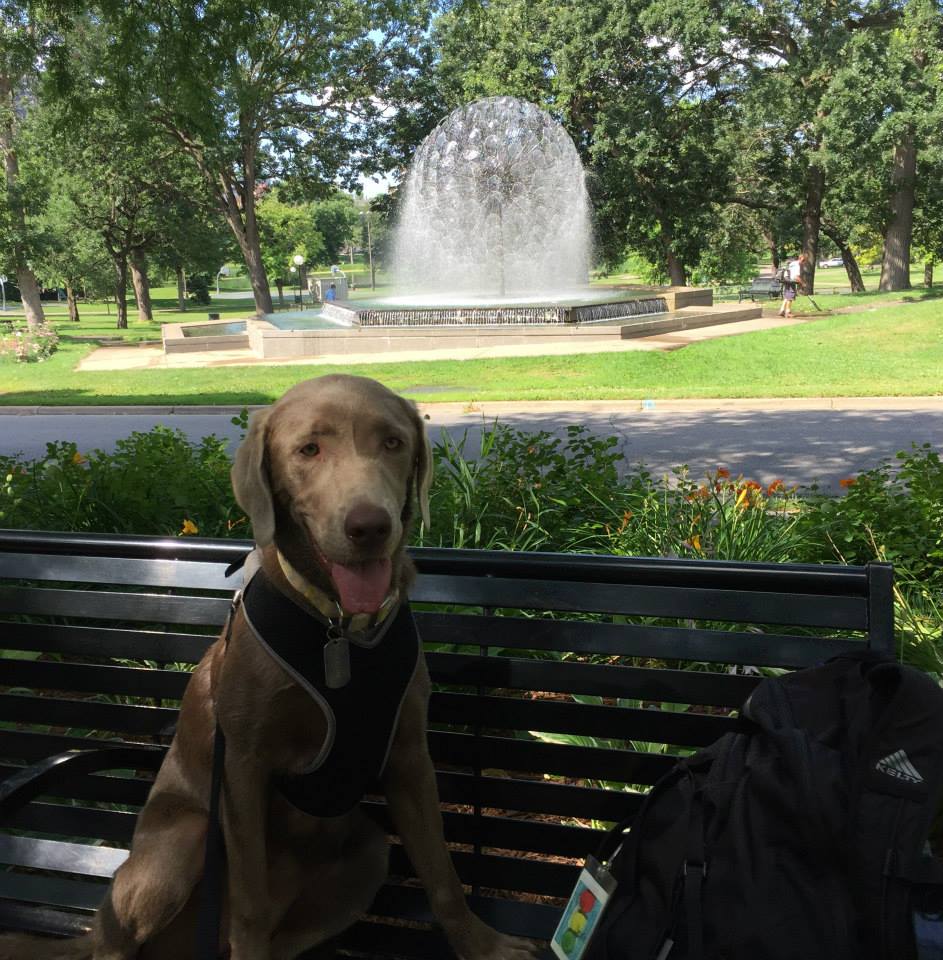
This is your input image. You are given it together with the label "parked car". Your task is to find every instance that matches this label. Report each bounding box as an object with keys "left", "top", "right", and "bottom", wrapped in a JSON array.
[{"left": 818, "top": 257, "right": 844, "bottom": 268}]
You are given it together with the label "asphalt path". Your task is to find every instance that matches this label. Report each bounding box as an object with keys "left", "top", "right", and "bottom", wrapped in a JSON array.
[{"left": 1, "top": 401, "right": 940, "bottom": 490}]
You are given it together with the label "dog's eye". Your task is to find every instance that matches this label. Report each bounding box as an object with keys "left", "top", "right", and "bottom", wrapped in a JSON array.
[
  {"left": 384, "top": 437, "right": 403, "bottom": 451},
  {"left": 299, "top": 442, "right": 320, "bottom": 457}
]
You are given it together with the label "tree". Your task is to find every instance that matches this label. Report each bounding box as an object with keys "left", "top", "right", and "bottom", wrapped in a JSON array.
[
  {"left": 95, "top": 0, "right": 434, "bottom": 314},
  {"left": 312, "top": 194, "right": 360, "bottom": 266},
  {"left": 33, "top": 182, "right": 112, "bottom": 321},
  {"left": 0, "top": 2, "right": 75, "bottom": 328},
  {"left": 256, "top": 192, "right": 326, "bottom": 306},
  {"left": 645, "top": 0, "right": 915, "bottom": 294},
  {"left": 875, "top": 0, "right": 943, "bottom": 290}
]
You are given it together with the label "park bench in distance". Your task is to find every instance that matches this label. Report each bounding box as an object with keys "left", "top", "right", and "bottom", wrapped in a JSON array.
[
  {"left": 738, "top": 276, "right": 782, "bottom": 302},
  {"left": 0, "top": 530, "right": 895, "bottom": 956}
]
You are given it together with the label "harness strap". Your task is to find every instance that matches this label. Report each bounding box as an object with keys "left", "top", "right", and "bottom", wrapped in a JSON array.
[
  {"left": 196, "top": 723, "right": 227, "bottom": 960},
  {"left": 195, "top": 593, "right": 239, "bottom": 959},
  {"left": 683, "top": 773, "right": 707, "bottom": 960}
]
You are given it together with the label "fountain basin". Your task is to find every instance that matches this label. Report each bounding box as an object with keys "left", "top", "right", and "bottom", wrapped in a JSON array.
[
  {"left": 321, "top": 289, "right": 669, "bottom": 327},
  {"left": 161, "top": 287, "right": 726, "bottom": 360}
]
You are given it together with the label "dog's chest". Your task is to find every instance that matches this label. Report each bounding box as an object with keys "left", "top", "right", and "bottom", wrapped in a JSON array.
[{"left": 241, "top": 571, "right": 420, "bottom": 817}]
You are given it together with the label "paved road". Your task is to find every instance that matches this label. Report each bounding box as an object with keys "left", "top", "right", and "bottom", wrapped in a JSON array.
[{"left": 1, "top": 400, "right": 940, "bottom": 490}]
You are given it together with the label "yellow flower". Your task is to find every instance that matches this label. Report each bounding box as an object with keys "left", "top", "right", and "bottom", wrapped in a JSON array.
[
  {"left": 691, "top": 534, "right": 701, "bottom": 552},
  {"left": 735, "top": 488, "right": 749, "bottom": 510},
  {"left": 180, "top": 519, "right": 199, "bottom": 536},
  {"left": 71, "top": 451, "right": 86, "bottom": 465}
]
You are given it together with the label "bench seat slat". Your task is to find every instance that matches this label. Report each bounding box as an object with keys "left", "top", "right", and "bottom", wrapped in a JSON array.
[
  {"left": 410, "top": 847, "right": 577, "bottom": 898},
  {"left": 417, "top": 612, "right": 866, "bottom": 666},
  {"left": 0, "top": 900, "right": 93, "bottom": 939},
  {"left": 435, "top": 772, "right": 643, "bottom": 823},
  {"left": 427, "top": 652, "right": 760, "bottom": 707},
  {"left": 7, "top": 802, "right": 138, "bottom": 845},
  {"left": 0, "top": 873, "right": 105, "bottom": 913},
  {"left": 1, "top": 658, "right": 191, "bottom": 701},
  {"left": 429, "top": 691, "right": 737, "bottom": 746},
  {"left": 0, "top": 586, "right": 231, "bottom": 626},
  {"left": 0, "top": 694, "right": 178, "bottom": 737},
  {"left": 428, "top": 731, "right": 679, "bottom": 784},
  {"left": 0, "top": 622, "right": 212, "bottom": 664},
  {"left": 0, "top": 554, "right": 238, "bottom": 592},
  {"left": 370, "top": 886, "right": 560, "bottom": 939},
  {"left": 412, "top": 576, "right": 868, "bottom": 628},
  {"left": 0, "top": 835, "right": 128, "bottom": 878},
  {"left": 0, "top": 764, "right": 154, "bottom": 808}
]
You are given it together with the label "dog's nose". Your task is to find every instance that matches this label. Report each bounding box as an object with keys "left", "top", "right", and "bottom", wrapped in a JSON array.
[{"left": 344, "top": 504, "right": 392, "bottom": 549}]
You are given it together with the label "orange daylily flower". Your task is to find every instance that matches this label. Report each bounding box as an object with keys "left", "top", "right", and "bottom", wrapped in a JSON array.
[
  {"left": 180, "top": 519, "right": 199, "bottom": 535},
  {"left": 839, "top": 477, "right": 857, "bottom": 489}
]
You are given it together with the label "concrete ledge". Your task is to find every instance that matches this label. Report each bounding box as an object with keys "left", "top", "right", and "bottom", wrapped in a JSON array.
[
  {"left": 163, "top": 321, "right": 250, "bottom": 353},
  {"left": 621, "top": 303, "right": 762, "bottom": 339}
]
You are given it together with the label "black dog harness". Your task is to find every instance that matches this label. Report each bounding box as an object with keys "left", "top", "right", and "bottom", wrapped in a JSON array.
[{"left": 240, "top": 566, "right": 420, "bottom": 817}]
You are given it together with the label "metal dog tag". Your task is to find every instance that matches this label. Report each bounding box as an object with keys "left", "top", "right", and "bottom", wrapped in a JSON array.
[{"left": 324, "top": 634, "right": 351, "bottom": 689}]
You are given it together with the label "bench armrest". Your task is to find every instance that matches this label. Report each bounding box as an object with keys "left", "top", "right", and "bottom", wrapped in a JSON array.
[{"left": 0, "top": 745, "right": 165, "bottom": 818}]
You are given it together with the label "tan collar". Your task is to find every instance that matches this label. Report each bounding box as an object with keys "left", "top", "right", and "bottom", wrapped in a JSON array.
[{"left": 276, "top": 549, "right": 399, "bottom": 633}]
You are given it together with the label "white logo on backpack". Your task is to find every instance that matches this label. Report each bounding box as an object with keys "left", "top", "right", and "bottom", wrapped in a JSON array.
[{"left": 875, "top": 749, "right": 924, "bottom": 784}]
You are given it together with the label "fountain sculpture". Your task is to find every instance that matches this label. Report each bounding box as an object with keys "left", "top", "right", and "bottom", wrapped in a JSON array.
[{"left": 393, "top": 96, "right": 592, "bottom": 298}]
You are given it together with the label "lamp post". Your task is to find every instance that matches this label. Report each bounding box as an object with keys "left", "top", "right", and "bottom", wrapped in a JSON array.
[
  {"left": 293, "top": 254, "right": 305, "bottom": 306},
  {"left": 216, "top": 265, "right": 229, "bottom": 295},
  {"left": 0, "top": 275, "right": 6, "bottom": 312}
]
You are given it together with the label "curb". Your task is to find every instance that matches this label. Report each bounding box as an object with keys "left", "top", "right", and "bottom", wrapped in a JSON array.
[{"left": 0, "top": 397, "right": 942, "bottom": 416}]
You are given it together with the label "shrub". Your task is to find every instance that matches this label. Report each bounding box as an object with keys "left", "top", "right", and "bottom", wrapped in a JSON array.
[
  {"left": 188, "top": 273, "right": 212, "bottom": 305},
  {"left": 0, "top": 426, "right": 245, "bottom": 538},
  {"left": 797, "top": 444, "right": 943, "bottom": 588},
  {"left": 0, "top": 322, "right": 59, "bottom": 363}
]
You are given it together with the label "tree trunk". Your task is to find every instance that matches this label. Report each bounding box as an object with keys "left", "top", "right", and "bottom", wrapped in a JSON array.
[
  {"left": 666, "top": 251, "right": 686, "bottom": 286},
  {"left": 801, "top": 163, "right": 824, "bottom": 295},
  {"left": 879, "top": 133, "right": 917, "bottom": 291},
  {"left": 276, "top": 279, "right": 285, "bottom": 307},
  {"left": 0, "top": 71, "right": 45, "bottom": 330},
  {"left": 821, "top": 219, "right": 865, "bottom": 292},
  {"left": 925, "top": 261, "right": 934, "bottom": 288},
  {"left": 129, "top": 253, "right": 154, "bottom": 322},
  {"left": 763, "top": 229, "right": 779, "bottom": 271},
  {"left": 66, "top": 281, "right": 80, "bottom": 322},
  {"left": 114, "top": 255, "right": 128, "bottom": 329},
  {"left": 15, "top": 268, "right": 46, "bottom": 330},
  {"left": 176, "top": 265, "right": 187, "bottom": 311}
]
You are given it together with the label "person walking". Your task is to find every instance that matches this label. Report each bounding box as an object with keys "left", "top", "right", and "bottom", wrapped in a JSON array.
[{"left": 778, "top": 253, "right": 806, "bottom": 318}]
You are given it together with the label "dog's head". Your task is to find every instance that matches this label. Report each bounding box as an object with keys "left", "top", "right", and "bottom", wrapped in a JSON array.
[{"left": 231, "top": 375, "right": 432, "bottom": 614}]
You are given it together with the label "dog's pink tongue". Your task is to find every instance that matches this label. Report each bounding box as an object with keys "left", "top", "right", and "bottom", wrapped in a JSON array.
[{"left": 330, "top": 558, "right": 392, "bottom": 614}]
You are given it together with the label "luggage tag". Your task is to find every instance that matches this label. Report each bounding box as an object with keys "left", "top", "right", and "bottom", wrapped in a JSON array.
[{"left": 551, "top": 855, "right": 618, "bottom": 960}]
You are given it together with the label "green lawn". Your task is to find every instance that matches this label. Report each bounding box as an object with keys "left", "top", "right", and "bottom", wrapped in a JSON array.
[{"left": 1, "top": 296, "right": 941, "bottom": 406}]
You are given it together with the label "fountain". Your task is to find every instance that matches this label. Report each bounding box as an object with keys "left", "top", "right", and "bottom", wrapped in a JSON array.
[
  {"left": 393, "top": 96, "right": 592, "bottom": 298},
  {"left": 166, "top": 97, "right": 735, "bottom": 359}
]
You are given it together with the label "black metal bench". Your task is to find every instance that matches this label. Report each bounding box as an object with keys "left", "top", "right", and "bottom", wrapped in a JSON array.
[
  {"left": 0, "top": 529, "right": 895, "bottom": 957},
  {"left": 738, "top": 276, "right": 782, "bottom": 301}
]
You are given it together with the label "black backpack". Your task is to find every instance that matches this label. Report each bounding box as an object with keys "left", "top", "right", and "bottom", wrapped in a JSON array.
[{"left": 583, "top": 653, "right": 943, "bottom": 960}]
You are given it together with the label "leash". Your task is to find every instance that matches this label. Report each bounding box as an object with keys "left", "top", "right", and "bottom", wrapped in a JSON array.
[{"left": 195, "top": 591, "right": 239, "bottom": 960}]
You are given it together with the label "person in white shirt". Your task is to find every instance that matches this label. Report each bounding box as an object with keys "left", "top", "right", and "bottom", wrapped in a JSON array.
[{"left": 779, "top": 253, "right": 807, "bottom": 318}]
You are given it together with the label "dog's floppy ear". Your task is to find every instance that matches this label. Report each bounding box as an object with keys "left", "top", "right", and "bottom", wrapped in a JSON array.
[
  {"left": 231, "top": 408, "right": 275, "bottom": 546},
  {"left": 403, "top": 399, "right": 433, "bottom": 530}
]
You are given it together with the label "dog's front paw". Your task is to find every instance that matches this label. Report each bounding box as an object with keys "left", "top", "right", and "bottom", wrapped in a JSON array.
[{"left": 452, "top": 917, "right": 538, "bottom": 960}]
